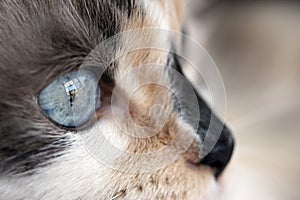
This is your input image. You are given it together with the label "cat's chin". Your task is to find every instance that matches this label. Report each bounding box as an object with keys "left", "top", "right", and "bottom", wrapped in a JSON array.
[
  {"left": 184, "top": 177, "right": 220, "bottom": 200},
  {"left": 201, "top": 172, "right": 235, "bottom": 200},
  {"left": 202, "top": 180, "right": 221, "bottom": 200}
]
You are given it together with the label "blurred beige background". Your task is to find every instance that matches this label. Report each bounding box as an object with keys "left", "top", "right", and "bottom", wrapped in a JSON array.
[{"left": 185, "top": 1, "right": 300, "bottom": 200}]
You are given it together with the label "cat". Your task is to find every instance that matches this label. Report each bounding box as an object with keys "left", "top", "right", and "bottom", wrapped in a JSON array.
[{"left": 0, "top": 1, "right": 234, "bottom": 199}]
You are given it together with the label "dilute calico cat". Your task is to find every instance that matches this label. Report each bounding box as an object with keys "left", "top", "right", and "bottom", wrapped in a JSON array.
[{"left": 0, "top": 1, "right": 234, "bottom": 199}]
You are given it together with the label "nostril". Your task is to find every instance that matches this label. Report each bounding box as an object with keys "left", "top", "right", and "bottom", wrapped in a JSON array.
[
  {"left": 201, "top": 155, "right": 228, "bottom": 178},
  {"left": 200, "top": 136, "right": 234, "bottom": 178},
  {"left": 208, "top": 161, "right": 225, "bottom": 176}
]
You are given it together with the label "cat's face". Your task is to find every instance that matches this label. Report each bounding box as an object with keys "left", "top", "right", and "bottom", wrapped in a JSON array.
[{"left": 0, "top": 1, "right": 234, "bottom": 199}]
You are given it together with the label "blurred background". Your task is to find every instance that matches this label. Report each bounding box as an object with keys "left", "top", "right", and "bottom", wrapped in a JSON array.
[{"left": 184, "top": 1, "right": 300, "bottom": 200}]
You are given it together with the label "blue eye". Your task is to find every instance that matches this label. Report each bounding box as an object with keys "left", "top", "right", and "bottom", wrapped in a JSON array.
[{"left": 38, "top": 69, "right": 100, "bottom": 128}]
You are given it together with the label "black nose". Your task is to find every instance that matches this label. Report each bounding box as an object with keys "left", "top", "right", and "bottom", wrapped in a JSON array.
[
  {"left": 200, "top": 125, "right": 234, "bottom": 178},
  {"left": 169, "top": 53, "right": 234, "bottom": 177}
]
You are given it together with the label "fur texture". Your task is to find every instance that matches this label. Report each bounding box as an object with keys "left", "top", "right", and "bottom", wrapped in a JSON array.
[{"left": 0, "top": 0, "right": 233, "bottom": 199}]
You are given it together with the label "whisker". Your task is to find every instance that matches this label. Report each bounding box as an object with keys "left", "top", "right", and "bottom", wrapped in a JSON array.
[{"left": 111, "top": 190, "right": 126, "bottom": 200}]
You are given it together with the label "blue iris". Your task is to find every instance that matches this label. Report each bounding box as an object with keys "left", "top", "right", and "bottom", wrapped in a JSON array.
[{"left": 39, "top": 69, "right": 100, "bottom": 128}]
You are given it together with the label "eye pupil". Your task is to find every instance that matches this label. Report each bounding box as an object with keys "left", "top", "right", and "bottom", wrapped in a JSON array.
[{"left": 64, "top": 79, "right": 79, "bottom": 107}]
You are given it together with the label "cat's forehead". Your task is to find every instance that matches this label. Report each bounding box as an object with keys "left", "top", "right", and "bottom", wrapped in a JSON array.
[
  {"left": 0, "top": 1, "right": 134, "bottom": 76},
  {"left": 0, "top": 0, "right": 175, "bottom": 84}
]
